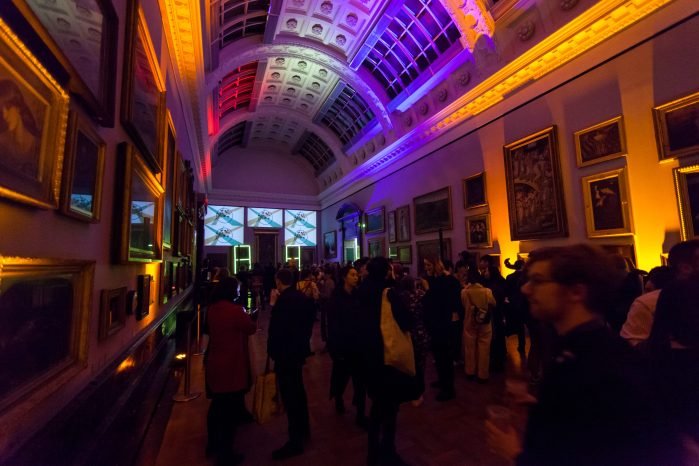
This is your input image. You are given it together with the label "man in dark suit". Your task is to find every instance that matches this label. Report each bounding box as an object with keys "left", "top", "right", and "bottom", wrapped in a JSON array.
[{"left": 268, "top": 268, "right": 315, "bottom": 460}]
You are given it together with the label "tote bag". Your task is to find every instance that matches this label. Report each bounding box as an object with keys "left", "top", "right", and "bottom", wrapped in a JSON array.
[{"left": 380, "top": 288, "right": 416, "bottom": 376}]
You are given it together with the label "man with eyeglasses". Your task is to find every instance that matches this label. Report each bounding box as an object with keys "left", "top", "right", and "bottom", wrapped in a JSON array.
[{"left": 486, "top": 244, "right": 681, "bottom": 465}]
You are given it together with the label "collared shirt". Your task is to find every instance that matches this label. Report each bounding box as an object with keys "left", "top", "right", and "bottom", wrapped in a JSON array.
[{"left": 620, "top": 289, "right": 661, "bottom": 346}]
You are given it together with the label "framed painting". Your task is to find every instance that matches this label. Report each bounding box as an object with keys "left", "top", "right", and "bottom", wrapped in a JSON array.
[
  {"left": 414, "top": 187, "right": 452, "bottom": 235},
  {"left": 98, "top": 287, "right": 126, "bottom": 341},
  {"left": 600, "top": 244, "right": 637, "bottom": 269},
  {"left": 466, "top": 214, "right": 492, "bottom": 248},
  {"left": 504, "top": 126, "right": 568, "bottom": 240},
  {"left": 365, "top": 207, "right": 385, "bottom": 234},
  {"left": 582, "top": 168, "right": 633, "bottom": 238},
  {"left": 388, "top": 246, "right": 397, "bottom": 260},
  {"left": 574, "top": 116, "right": 627, "bottom": 167},
  {"left": 115, "top": 143, "right": 164, "bottom": 263},
  {"left": 397, "top": 245, "right": 412, "bottom": 264},
  {"left": 416, "top": 238, "right": 452, "bottom": 276},
  {"left": 368, "top": 237, "right": 385, "bottom": 258},
  {"left": 0, "top": 256, "right": 93, "bottom": 414},
  {"left": 12, "top": 0, "right": 118, "bottom": 126},
  {"left": 463, "top": 172, "right": 487, "bottom": 209},
  {"left": 135, "top": 274, "right": 151, "bottom": 320},
  {"left": 121, "top": 0, "right": 166, "bottom": 173},
  {"left": 673, "top": 164, "right": 699, "bottom": 240},
  {"left": 396, "top": 205, "right": 411, "bottom": 242},
  {"left": 163, "top": 112, "right": 176, "bottom": 249},
  {"left": 59, "top": 110, "right": 106, "bottom": 222},
  {"left": 323, "top": 230, "right": 337, "bottom": 259},
  {"left": 0, "top": 18, "right": 69, "bottom": 209},
  {"left": 653, "top": 91, "right": 699, "bottom": 161},
  {"left": 387, "top": 210, "right": 397, "bottom": 243}
]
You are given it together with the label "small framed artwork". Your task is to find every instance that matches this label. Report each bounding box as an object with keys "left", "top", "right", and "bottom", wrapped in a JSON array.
[
  {"left": 59, "top": 111, "right": 106, "bottom": 222},
  {"left": 653, "top": 91, "right": 699, "bottom": 161},
  {"left": 466, "top": 214, "right": 492, "bottom": 248},
  {"left": 163, "top": 112, "right": 177, "bottom": 249},
  {"left": 387, "top": 210, "right": 397, "bottom": 243},
  {"left": 121, "top": 0, "right": 166, "bottom": 173},
  {"left": 414, "top": 187, "right": 453, "bottom": 235},
  {"left": 397, "top": 245, "right": 412, "bottom": 264},
  {"left": 11, "top": 0, "right": 119, "bottom": 126},
  {"left": 368, "top": 237, "right": 385, "bottom": 258},
  {"left": 0, "top": 256, "right": 94, "bottom": 414},
  {"left": 135, "top": 274, "right": 152, "bottom": 320},
  {"left": 0, "top": 18, "right": 69, "bottom": 209},
  {"left": 581, "top": 167, "right": 633, "bottom": 238},
  {"left": 416, "top": 238, "right": 452, "bottom": 276},
  {"left": 463, "top": 173, "right": 487, "bottom": 209},
  {"left": 504, "top": 126, "right": 568, "bottom": 240},
  {"left": 396, "top": 205, "right": 411, "bottom": 242},
  {"left": 323, "top": 230, "right": 337, "bottom": 259},
  {"left": 673, "top": 164, "right": 699, "bottom": 240},
  {"left": 574, "top": 116, "right": 627, "bottom": 167},
  {"left": 99, "top": 287, "right": 127, "bottom": 341},
  {"left": 115, "top": 143, "right": 164, "bottom": 263},
  {"left": 365, "top": 207, "right": 385, "bottom": 234}
]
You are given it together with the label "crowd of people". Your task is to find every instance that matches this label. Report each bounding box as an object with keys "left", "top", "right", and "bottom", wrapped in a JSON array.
[{"left": 201, "top": 239, "right": 699, "bottom": 466}]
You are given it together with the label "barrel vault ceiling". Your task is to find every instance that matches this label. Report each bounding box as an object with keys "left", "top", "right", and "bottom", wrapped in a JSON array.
[{"left": 160, "top": 0, "right": 679, "bottom": 200}]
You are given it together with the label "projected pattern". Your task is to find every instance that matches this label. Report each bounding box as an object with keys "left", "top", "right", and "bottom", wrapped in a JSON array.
[
  {"left": 205, "top": 205, "right": 245, "bottom": 246},
  {"left": 247, "top": 207, "right": 283, "bottom": 228},
  {"left": 284, "top": 210, "right": 317, "bottom": 246}
]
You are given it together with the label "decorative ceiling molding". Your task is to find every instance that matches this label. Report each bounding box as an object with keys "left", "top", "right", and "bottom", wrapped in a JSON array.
[
  {"left": 443, "top": 0, "right": 495, "bottom": 51},
  {"left": 330, "top": 0, "right": 678, "bottom": 195},
  {"left": 208, "top": 188, "right": 321, "bottom": 209}
]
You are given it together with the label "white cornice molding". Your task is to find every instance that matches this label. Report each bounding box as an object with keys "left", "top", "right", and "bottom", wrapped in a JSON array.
[{"left": 208, "top": 188, "right": 321, "bottom": 210}]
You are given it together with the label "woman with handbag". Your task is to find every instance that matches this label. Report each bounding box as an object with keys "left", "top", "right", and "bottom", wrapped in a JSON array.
[
  {"left": 205, "top": 277, "right": 257, "bottom": 465},
  {"left": 462, "top": 268, "right": 496, "bottom": 383}
]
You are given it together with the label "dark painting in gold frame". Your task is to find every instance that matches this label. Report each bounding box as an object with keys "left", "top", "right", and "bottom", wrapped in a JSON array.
[
  {"left": 413, "top": 187, "right": 452, "bottom": 235},
  {"left": 654, "top": 91, "right": 699, "bottom": 161},
  {"left": 0, "top": 19, "right": 69, "bottom": 209},
  {"left": 674, "top": 163, "right": 699, "bottom": 240},
  {"left": 59, "top": 110, "right": 105, "bottom": 222},
  {"left": 99, "top": 286, "right": 126, "bottom": 341},
  {"left": 121, "top": 0, "right": 165, "bottom": 173}
]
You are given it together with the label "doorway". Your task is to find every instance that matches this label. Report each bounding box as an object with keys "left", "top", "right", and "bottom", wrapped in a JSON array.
[{"left": 255, "top": 231, "right": 278, "bottom": 267}]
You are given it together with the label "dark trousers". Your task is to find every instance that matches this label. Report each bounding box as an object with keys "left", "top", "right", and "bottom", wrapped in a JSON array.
[
  {"left": 367, "top": 398, "right": 400, "bottom": 464},
  {"left": 452, "top": 320, "right": 464, "bottom": 363},
  {"left": 330, "top": 353, "right": 367, "bottom": 416},
  {"left": 432, "top": 339, "right": 455, "bottom": 395},
  {"left": 276, "top": 363, "right": 310, "bottom": 448},
  {"left": 207, "top": 391, "right": 245, "bottom": 457}
]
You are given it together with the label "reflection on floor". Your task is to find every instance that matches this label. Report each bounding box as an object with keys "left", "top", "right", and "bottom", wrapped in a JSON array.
[{"left": 155, "top": 308, "right": 527, "bottom": 466}]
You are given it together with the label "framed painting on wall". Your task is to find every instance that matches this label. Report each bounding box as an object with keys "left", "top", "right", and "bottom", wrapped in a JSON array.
[
  {"left": 59, "top": 110, "right": 106, "bottom": 222},
  {"left": 414, "top": 187, "right": 452, "bottom": 235},
  {"left": 99, "top": 287, "right": 126, "bottom": 341},
  {"left": 581, "top": 168, "right": 633, "bottom": 238},
  {"left": 368, "top": 237, "right": 385, "bottom": 258},
  {"left": 135, "top": 274, "right": 152, "bottom": 320},
  {"left": 115, "top": 143, "right": 164, "bottom": 263},
  {"left": 465, "top": 214, "right": 492, "bottom": 248},
  {"left": 574, "top": 116, "right": 627, "bottom": 167},
  {"left": 162, "top": 113, "right": 176, "bottom": 249},
  {"left": 416, "top": 238, "right": 452, "bottom": 275},
  {"left": 463, "top": 173, "right": 487, "bottom": 209},
  {"left": 397, "top": 245, "right": 412, "bottom": 264},
  {"left": 396, "top": 205, "right": 411, "bottom": 242},
  {"left": 323, "top": 230, "right": 337, "bottom": 259},
  {"left": 387, "top": 210, "right": 397, "bottom": 243},
  {"left": 673, "top": 164, "right": 699, "bottom": 240},
  {"left": 0, "top": 19, "right": 69, "bottom": 209},
  {"left": 600, "top": 244, "right": 637, "bottom": 269},
  {"left": 0, "top": 256, "right": 94, "bottom": 415},
  {"left": 504, "top": 126, "right": 568, "bottom": 240},
  {"left": 365, "top": 207, "right": 385, "bottom": 234},
  {"left": 121, "top": 0, "right": 166, "bottom": 173},
  {"left": 11, "top": 0, "right": 118, "bottom": 126},
  {"left": 653, "top": 91, "right": 699, "bottom": 161}
]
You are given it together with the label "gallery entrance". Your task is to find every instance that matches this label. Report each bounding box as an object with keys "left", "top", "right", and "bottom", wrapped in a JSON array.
[{"left": 254, "top": 230, "right": 278, "bottom": 266}]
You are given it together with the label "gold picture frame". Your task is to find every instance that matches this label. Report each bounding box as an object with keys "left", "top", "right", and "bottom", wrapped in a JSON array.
[
  {"left": 413, "top": 187, "right": 453, "bottom": 235},
  {"left": 574, "top": 116, "right": 627, "bottom": 167},
  {"left": 115, "top": 142, "right": 164, "bottom": 263},
  {"left": 59, "top": 110, "right": 106, "bottom": 222},
  {"left": 466, "top": 214, "right": 493, "bottom": 248},
  {"left": 463, "top": 172, "right": 487, "bottom": 209},
  {"left": 653, "top": 91, "right": 699, "bottom": 161},
  {"left": 581, "top": 167, "right": 633, "bottom": 238},
  {"left": 673, "top": 163, "right": 699, "bottom": 240},
  {"left": 0, "top": 256, "right": 94, "bottom": 414},
  {"left": 99, "top": 287, "right": 126, "bottom": 341},
  {"left": 0, "top": 18, "right": 69, "bottom": 209}
]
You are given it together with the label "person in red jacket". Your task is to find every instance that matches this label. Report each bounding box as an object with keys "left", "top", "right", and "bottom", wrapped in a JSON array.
[{"left": 205, "top": 277, "right": 257, "bottom": 465}]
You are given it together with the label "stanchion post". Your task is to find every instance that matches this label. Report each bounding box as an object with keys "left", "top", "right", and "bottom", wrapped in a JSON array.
[
  {"left": 173, "top": 316, "right": 201, "bottom": 402},
  {"left": 193, "top": 304, "right": 204, "bottom": 355}
]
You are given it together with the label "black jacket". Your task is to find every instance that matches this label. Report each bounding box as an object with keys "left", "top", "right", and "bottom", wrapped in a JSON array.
[
  {"left": 327, "top": 286, "right": 361, "bottom": 357},
  {"left": 423, "top": 274, "right": 462, "bottom": 338},
  {"left": 267, "top": 287, "right": 315, "bottom": 366}
]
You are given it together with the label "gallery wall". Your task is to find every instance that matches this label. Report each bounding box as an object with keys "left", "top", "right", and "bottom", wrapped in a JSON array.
[
  {"left": 320, "top": 14, "right": 699, "bottom": 273},
  {"left": 0, "top": 0, "right": 198, "bottom": 456}
]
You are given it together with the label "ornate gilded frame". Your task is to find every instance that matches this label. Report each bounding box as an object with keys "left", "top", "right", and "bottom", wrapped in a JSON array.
[
  {"left": 673, "top": 164, "right": 699, "bottom": 240},
  {"left": 574, "top": 116, "right": 627, "bottom": 167},
  {"left": 581, "top": 167, "right": 633, "bottom": 238}
]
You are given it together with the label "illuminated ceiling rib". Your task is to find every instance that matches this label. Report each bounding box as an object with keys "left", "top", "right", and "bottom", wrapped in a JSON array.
[
  {"left": 295, "top": 131, "right": 336, "bottom": 175},
  {"left": 362, "top": 0, "right": 462, "bottom": 101},
  {"left": 219, "top": 0, "right": 270, "bottom": 47},
  {"left": 315, "top": 82, "right": 375, "bottom": 148},
  {"left": 218, "top": 61, "right": 258, "bottom": 118}
]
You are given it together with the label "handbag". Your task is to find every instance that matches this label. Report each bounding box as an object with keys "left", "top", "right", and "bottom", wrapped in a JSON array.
[
  {"left": 380, "top": 288, "right": 416, "bottom": 376},
  {"left": 252, "top": 355, "right": 280, "bottom": 424},
  {"left": 471, "top": 287, "right": 492, "bottom": 325}
]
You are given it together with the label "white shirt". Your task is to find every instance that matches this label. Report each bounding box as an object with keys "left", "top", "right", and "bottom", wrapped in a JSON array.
[{"left": 620, "top": 289, "right": 661, "bottom": 346}]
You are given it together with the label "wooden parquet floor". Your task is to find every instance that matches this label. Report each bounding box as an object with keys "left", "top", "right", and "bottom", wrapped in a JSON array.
[{"left": 155, "top": 308, "right": 525, "bottom": 466}]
